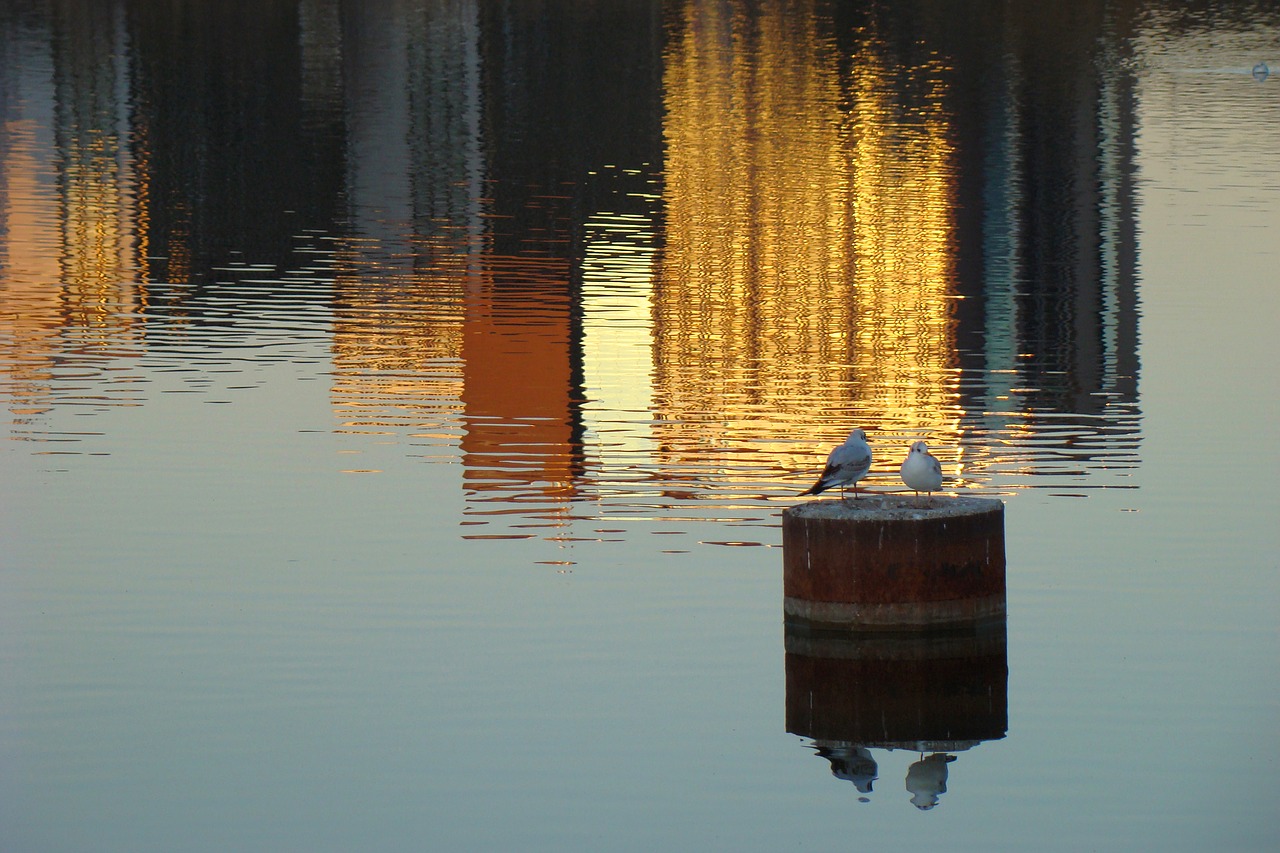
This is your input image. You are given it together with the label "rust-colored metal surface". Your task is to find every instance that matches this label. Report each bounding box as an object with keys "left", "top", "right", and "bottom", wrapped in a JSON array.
[{"left": 783, "top": 496, "right": 1006, "bottom": 630}]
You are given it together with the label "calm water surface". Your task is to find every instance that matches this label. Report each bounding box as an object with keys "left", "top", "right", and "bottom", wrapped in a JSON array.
[{"left": 2, "top": 2, "right": 1278, "bottom": 851}]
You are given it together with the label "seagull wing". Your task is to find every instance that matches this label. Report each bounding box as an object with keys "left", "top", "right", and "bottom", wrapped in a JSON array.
[
  {"left": 806, "top": 461, "right": 843, "bottom": 493},
  {"left": 800, "top": 437, "right": 872, "bottom": 496},
  {"left": 829, "top": 442, "right": 872, "bottom": 481},
  {"left": 816, "top": 445, "right": 869, "bottom": 490}
]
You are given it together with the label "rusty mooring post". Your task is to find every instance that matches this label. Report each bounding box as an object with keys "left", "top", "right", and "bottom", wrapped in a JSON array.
[{"left": 783, "top": 495, "right": 1006, "bottom": 632}]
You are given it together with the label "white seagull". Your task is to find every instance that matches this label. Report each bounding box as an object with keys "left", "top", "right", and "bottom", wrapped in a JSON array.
[
  {"left": 800, "top": 428, "right": 873, "bottom": 500},
  {"left": 900, "top": 440, "right": 943, "bottom": 500}
]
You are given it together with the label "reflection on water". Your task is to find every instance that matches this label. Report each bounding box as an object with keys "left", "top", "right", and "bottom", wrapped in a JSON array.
[
  {"left": 658, "top": 0, "right": 966, "bottom": 492},
  {"left": 809, "top": 743, "right": 963, "bottom": 811},
  {"left": 5, "top": 1, "right": 1279, "bottom": 848},
  {"left": 0, "top": 0, "right": 1148, "bottom": 540},
  {"left": 786, "top": 623, "right": 1008, "bottom": 810}
]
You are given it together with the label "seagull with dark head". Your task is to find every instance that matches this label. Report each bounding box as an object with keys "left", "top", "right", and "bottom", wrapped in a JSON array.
[{"left": 800, "top": 428, "right": 872, "bottom": 500}]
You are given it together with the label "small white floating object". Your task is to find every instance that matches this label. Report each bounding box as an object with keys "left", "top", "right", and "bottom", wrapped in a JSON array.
[{"left": 1253, "top": 61, "right": 1269, "bottom": 82}]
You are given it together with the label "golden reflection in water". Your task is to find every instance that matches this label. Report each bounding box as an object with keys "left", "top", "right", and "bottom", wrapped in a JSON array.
[
  {"left": 0, "top": 114, "right": 63, "bottom": 422},
  {"left": 658, "top": 1, "right": 963, "bottom": 486},
  {"left": 843, "top": 34, "right": 962, "bottom": 446},
  {"left": 57, "top": 111, "right": 143, "bottom": 347},
  {"left": 330, "top": 243, "right": 468, "bottom": 441},
  {"left": 658, "top": 3, "right": 854, "bottom": 433},
  {"left": 0, "top": 14, "right": 142, "bottom": 428}
]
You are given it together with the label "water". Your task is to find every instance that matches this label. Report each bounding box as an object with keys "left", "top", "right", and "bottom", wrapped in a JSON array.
[{"left": 2, "top": 1, "right": 1278, "bottom": 850}]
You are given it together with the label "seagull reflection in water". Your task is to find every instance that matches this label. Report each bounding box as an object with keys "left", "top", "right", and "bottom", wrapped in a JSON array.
[
  {"left": 905, "top": 753, "right": 957, "bottom": 810},
  {"left": 814, "top": 744, "right": 878, "bottom": 802}
]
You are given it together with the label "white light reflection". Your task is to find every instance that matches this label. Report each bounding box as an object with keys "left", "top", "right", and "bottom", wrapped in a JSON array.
[{"left": 580, "top": 211, "right": 660, "bottom": 490}]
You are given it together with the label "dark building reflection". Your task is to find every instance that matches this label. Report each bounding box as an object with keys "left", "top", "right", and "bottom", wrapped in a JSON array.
[
  {"left": 126, "top": 0, "right": 345, "bottom": 286},
  {"left": 925, "top": 0, "right": 1143, "bottom": 415},
  {"left": 892, "top": 1, "right": 1143, "bottom": 478},
  {"left": 785, "top": 622, "right": 1008, "bottom": 808}
]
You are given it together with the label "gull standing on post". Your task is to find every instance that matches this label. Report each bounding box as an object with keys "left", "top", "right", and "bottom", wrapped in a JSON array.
[
  {"left": 900, "top": 440, "right": 943, "bottom": 502},
  {"left": 800, "top": 428, "right": 873, "bottom": 500}
]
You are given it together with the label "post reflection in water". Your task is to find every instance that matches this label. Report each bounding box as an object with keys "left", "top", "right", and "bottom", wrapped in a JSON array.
[{"left": 785, "top": 622, "right": 1009, "bottom": 810}]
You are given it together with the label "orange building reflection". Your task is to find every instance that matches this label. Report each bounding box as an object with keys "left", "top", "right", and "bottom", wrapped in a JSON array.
[
  {"left": 0, "top": 109, "right": 64, "bottom": 422},
  {"left": 657, "top": 1, "right": 964, "bottom": 486},
  {"left": 0, "top": 7, "right": 142, "bottom": 427},
  {"left": 459, "top": 254, "right": 582, "bottom": 501},
  {"left": 329, "top": 246, "right": 582, "bottom": 503}
]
